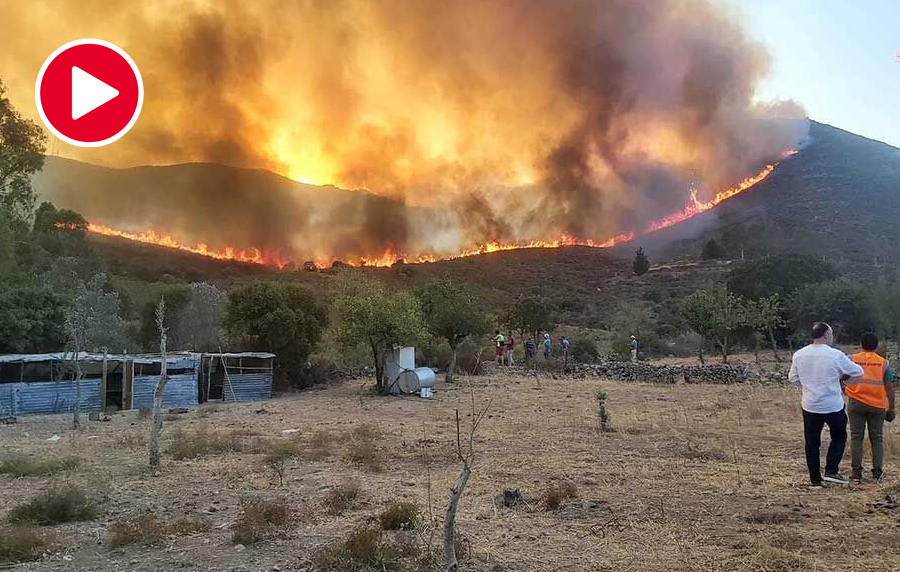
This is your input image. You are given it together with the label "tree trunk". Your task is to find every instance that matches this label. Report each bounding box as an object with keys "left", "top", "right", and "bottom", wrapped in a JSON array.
[
  {"left": 768, "top": 328, "right": 780, "bottom": 362},
  {"left": 149, "top": 335, "right": 168, "bottom": 470},
  {"left": 370, "top": 340, "right": 384, "bottom": 394},
  {"left": 447, "top": 342, "right": 459, "bottom": 384},
  {"left": 698, "top": 347, "right": 706, "bottom": 365},
  {"left": 753, "top": 335, "right": 760, "bottom": 365},
  {"left": 444, "top": 460, "right": 472, "bottom": 572},
  {"left": 721, "top": 336, "right": 728, "bottom": 364},
  {"left": 72, "top": 352, "right": 82, "bottom": 430}
]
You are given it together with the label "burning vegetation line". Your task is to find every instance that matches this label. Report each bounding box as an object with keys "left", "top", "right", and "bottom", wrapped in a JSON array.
[{"left": 68, "top": 157, "right": 790, "bottom": 268}]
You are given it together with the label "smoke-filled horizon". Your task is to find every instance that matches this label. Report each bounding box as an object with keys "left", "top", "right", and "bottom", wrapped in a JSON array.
[{"left": 1, "top": 0, "right": 808, "bottom": 261}]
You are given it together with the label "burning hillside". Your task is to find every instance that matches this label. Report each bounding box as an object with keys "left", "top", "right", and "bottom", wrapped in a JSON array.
[
  {"left": 16, "top": 0, "right": 808, "bottom": 261},
  {"left": 73, "top": 159, "right": 789, "bottom": 267}
]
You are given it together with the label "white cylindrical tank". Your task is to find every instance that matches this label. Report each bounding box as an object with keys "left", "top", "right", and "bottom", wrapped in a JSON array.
[{"left": 397, "top": 367, "right": 436, "bottom": 393}]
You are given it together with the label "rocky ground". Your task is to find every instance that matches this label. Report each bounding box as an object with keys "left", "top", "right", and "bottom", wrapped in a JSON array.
[{"left": 2, "top": 373, "right": 900, "bottom": 571}]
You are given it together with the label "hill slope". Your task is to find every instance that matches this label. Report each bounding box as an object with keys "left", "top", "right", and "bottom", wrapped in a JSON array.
[{"left": 624, "top": 121, "right": 900, "bottom": 263}]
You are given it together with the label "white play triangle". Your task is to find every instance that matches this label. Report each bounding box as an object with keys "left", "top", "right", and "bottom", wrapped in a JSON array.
[{"left": 71, "top": 66, "right": 119, "bottom": 120}]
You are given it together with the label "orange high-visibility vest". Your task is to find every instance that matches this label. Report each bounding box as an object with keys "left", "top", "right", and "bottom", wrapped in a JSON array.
[{"left": 847, "top": 351, "right": 888, "bottom": 409}]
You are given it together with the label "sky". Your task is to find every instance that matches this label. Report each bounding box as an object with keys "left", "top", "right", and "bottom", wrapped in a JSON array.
[{"left": 719, "top": 0, "right": 900, "bottom": 147}]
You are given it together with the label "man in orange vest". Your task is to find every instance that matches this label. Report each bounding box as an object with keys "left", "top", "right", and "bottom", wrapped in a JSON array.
[{"left": 847, "top": 332, "right": 895, "bottom": 483}]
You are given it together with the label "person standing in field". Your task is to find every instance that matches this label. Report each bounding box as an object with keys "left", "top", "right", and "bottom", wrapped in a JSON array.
[
  {"left": 543, "top": 333, "right": 552, "bottom": 359},
  {"left": 493, "top": 330, "right": 506, "bottom": 365},
  {"left": 630, "top": 335, "right": 639, "bottom": 363},
  {"left": 506, "top": 332, "right": 516, "bottom": 367},
  {"left": 846, "top": 332, "right": 895, "bottom": 483},
  {"left": 525, "top": 338, "right": 536, "bottom": 362},
  {"left": 789, "top": 322, "right": 864, "bottom": 486}
]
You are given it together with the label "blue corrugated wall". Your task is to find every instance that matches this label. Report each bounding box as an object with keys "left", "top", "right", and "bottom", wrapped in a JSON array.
[
  {"left": 0, "top": 380, "right": 102, "bottom": 416},
  {"left": 131, "top": 372, "right": 198, "bottom": 409},
  {"left": 222, "top": 373, "right": 273, "bottom": 403}
]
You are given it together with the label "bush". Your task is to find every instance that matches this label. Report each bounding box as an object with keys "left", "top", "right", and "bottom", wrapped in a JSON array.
[
  {"left": 378, "top": 502, "right": 419, "bottom": 530},
  {"left": 570, "top": 338, "right": 599, "bottom": 363},
  {"left": 308, "top": 430, "right": 337, "bottom": 460},
  {"left": 263, "top": 440, "right": 301, "bottom": 486},
  {"left": 0, "top": 525, "right": 48, "bottom": 564},
  {"left": 544, "top": 482, "right": 578, "bottom": 511},
  {"left": 110, "top": 513, "right": 212, "bottom": 547},
  {"left": 295, "top": 356, "right": 344, "bottom": 389},
  {"left": 343, "top": 424, "right": 381, "bottom": 470},
  {"left": 0, "top": 456, "right": 79, "bottom": 477},
  {"left": 168, "top": 427, "right": 236, "bottom": 460},
  {"left": 231, "top": 498, "right": 292, "bottom": 545},
  {"left": 323, "top": 482, "right": 361, "bottom": 515},
  {"left": 8, "top": 485, "right": 98, "bottom": 525},
  {"left": 109, "top": 513, "right": 166, "bottom": 547},
  {"left": 312, "top": 525, "right": 402, "bottom": 571}
]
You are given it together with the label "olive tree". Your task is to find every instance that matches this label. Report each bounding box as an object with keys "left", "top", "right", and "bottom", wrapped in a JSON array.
[
  {"left": 333, "top": 273, "right": 425, "bottom": 394},
  {"left": 416, "top": 279, "right": 490, "bottom": 383},
  {"left": 682, "top": 286, "right": 747, "bottom": 364}
]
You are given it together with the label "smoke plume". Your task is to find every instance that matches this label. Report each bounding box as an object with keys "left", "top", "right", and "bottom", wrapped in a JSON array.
[{"left": 0, "top": 0, "right": 808, "bottom": 261}]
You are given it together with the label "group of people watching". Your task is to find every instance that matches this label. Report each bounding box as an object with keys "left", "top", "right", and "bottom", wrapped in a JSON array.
[
  {"left": 492, "top": 330, "right": 569, "bottom": 365},
  {"left": 790, "top": 322, "right": 895, "bottom": 485}
]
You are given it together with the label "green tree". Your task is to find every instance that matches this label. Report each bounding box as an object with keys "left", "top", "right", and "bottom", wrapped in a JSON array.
[
  {"left": 570, "top": 337, "right": 599, "bottom": 363},
  {"left": 0, "top": 77, "right": 47, "bottom": 223},
  {"left": 744, "top": 294, "right": 786, "bottom": 363},
  {"left": 725, "top": 254, "right": 836, "bottom": 300},
  {"left": 789, "top": 279, "right": 879, "bottom": 343},
  {"left": 416, "top": 279, "right": 490, "bottom": 383},
  {"left": 61, "top": 272, "right": 129, "bottom": 352},
  {"left": 682, "top": 286, "right": 748, "bottom": 363},
  {"left": 333, "top": 273, "right": 425, "bottom": 394},
  {"left": 504, "top": 295, "right": 555, "bottom": 342},
  {"left": 632, "top": 248, "right": 650, "bottom": 276},
  {"left": 0, "top": 282, "right": 67, "bottom": 352},
  {"left": 226, "top": 281, "right": 328, "bottom": 386},
  {"left": 701, "top": 239, "right": 727, "bottom": 260},
  {"left": 138, "top": 284, "right": 191, "bottom": 350},
  {"left": 176, "top": 282, "right": 226, "bottom": 351}
]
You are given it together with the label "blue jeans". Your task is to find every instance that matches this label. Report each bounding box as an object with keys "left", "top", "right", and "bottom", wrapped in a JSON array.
[{"left": 802, "top": 408, "right": 847, "bottom": 484}]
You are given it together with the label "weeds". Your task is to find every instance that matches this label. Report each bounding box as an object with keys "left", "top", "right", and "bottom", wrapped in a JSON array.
[
  {"left": 8, "top": 485, "right": 98, "bottom": 525},
  {"left": 0, "top": 456, "right": 79, "bottom": 477},
  {"left": 595, "top": 387, "right": 611, "bottom": 432},
  {"left": 109, "top": 513, "right": 212, "bottom": 547},
  {"left": 544, "top": 481, "right": 578, "bottom": 511},
  {"left": 168, "top": 427, "right": 236, "bottom": 460},
  {"left": 323, "top": 482, "right": 361, "bottom": 515},
  {"left": 343, "top": 424, "right": 381, "bottom": 470},
  {"left": 312, "top": 525, "right": 401, "bottom": 571},
  {"left": 378, "top": 502, "right": 419, "bottom": 530},
  {"left": 231, "top": 498, "right": 292, "bottom": 545},
  {"left": 263, "top": 440, "right": 301, "bottom": 486},
  {"left": 0, "top": 525, "right": 48, "bottom": 564},
  {"left": 308, "top": 430, "right": 337, "bottom": 460}
]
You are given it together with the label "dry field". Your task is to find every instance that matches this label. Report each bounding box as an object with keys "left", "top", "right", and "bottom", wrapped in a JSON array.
[{"left": 3, "top": 374, "right": 900, "bottom": 571}]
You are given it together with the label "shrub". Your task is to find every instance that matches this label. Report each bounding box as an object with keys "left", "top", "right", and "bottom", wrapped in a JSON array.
[
  {"left": 231, "top": 498, "right": 291, "bottom": 545},
  {"left": 8, "top": 485, "right": 98, "bottom": 525},
  {"left": 0, "top": 526, "right": 48, "bottom": 564},
  {"left": 308, "top": 430, "right": 337, "bottom": 460},
  {"left": 263, "top": 440, "right": 301, "bottom": 486},
  {"left": 323, "top": 482, "right": 361, "bottom": 515},
  {"left": 109, "top": 513, "right": 166, "bottom": 547},
  {"left": 312, "top": 525, "right": 401, "bottom": 571},
  {"left": 0, "top": 456, "right": 79, "bottom": 477},
  {"left": 378, "top": 502, "right": 419, "bottom": 530},
  {"left": 109, "top": 513, "right": 212, "bottom": 547},
  {"left": 570, "top": 338, "right": 598, "bottom": 363},
  {"left": 168, "top": 427, "right": 236, "bottom": 460},
  {"left": 544, "top": 482, "right": 578, "bottom": 511},
  {"left": 343, "top": 423, "right": 381, "bottom": 470}
]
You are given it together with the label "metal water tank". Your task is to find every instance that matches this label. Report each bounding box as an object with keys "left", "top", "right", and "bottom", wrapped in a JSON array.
[{"left": 397, "top": 367, "right": 436, "bottom": 393}]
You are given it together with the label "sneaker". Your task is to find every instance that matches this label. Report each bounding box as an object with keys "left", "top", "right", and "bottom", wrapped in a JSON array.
[
  {"left": 852, "top": 471, "right": 864, "bottom": 483},
  {"left": 810, "top": 481, "right": 824, "bottom": 488},
  {"left": 823, "top": 472, "right": 850, "bottom": 485},
  {"left": 873, "top": 470, "right": 884, "bottom": 484}
]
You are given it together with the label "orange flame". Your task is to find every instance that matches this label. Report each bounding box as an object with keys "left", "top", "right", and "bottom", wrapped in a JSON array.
[{"left": 69, "top": 153, "right": 794, "bottom": 267}]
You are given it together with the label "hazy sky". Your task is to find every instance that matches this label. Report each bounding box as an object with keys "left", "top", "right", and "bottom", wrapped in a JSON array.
[{"left": 720, "top": 0, "right": 900, "bottom": 147}]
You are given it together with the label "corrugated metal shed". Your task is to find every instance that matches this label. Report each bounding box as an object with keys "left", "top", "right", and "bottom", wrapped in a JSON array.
[
  {"left": 3, "top": 380, "right": 102, "bottom": 415},
  {"left": 222, "top": 373, "right": 273, "bottom": 403}
]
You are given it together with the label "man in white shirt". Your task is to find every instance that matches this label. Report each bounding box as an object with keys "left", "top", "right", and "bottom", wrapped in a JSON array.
[{"left": 789, "top": 322, "right": 864, "bottom": 486}]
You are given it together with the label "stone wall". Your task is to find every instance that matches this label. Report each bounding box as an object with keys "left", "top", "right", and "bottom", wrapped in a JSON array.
[{"left": 566, "top": 361, "right": 789, "bottom": 384}]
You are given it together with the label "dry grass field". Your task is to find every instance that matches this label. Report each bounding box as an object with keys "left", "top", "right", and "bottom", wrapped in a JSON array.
[{"left": 3, "top": 374, "right": 900, "bottom": 571}]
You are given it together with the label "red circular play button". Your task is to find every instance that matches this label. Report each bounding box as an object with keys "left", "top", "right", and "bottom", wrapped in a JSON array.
[{"left": 35, "top": 39, "right": 143, "bottom": 147}]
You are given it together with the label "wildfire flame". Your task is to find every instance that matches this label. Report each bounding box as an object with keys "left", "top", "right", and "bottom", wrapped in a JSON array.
[{"left": 69, "top": 154, "right": 793, "bottom": 268}]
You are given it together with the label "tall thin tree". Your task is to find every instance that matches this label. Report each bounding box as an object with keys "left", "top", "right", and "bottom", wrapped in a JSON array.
[{"left": 149, "top": 298, "right": 168, "bottom": 471}]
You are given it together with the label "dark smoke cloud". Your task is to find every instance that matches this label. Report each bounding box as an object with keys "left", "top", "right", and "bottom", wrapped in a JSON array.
[{"left": 1, "top": 0, "right": 807, "bottom": 260}]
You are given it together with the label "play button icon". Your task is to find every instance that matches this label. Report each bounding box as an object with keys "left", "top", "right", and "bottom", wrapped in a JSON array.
[
  {"left": 71, "top": 67, "right": 119, "bottom": 120},
  {"left": 36, "top": 39, "right": 143, "bottom": 147}
]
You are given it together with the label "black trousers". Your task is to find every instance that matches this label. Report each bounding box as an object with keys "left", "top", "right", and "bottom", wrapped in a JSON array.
[{"left": 802, "top": 408, "right": 848, "bottom": 483}]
